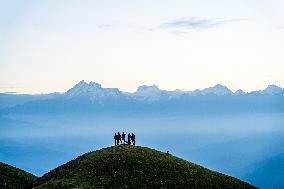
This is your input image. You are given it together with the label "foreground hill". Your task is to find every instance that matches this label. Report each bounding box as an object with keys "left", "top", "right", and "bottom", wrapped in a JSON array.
[
  {"left": 0, "top": 162, "right": 37, "bottom": 189},
  {"left": 32, "top": 145, "right": 257, "bottom": 188}
]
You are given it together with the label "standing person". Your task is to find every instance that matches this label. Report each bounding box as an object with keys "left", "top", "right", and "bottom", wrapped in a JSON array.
[
  {"left": 131, "top": 133, "right": 136, "bottom": 145},
  {"left": 114, "top": 133, "right": 117, "bottom": 145},
  {"left": 127, "top": 133, "right": 131, "bottom": 145},
  {"left": 122, "top": 132, "right": 126, "bottom": 144},
  {"left": 117, "top": 132, "right": 122, "bottom": 145}
]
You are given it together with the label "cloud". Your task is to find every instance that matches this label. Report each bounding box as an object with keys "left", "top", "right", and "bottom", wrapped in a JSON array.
[
  {"left": 0, "top": 86, "right": 20, "bottom": 93},
  {"left": 1, "top": 91, "right": 17, "bottom": 94},
  {"left": 97, "top": 24, "right": 112, "bottom": 29},
  {"left": 277, "top": 24, "right": 284, "bottom": 30},
  {"left": 161, "top": 17, "right": 243, "bottom": 31},
  {"left": 0, "top": 86, "right": 19, "bottom": 89}
]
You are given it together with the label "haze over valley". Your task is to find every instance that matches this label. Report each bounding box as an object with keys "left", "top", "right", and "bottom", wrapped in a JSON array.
[{"left": 1, "top": 81, "right": 284, "bottom": 188}]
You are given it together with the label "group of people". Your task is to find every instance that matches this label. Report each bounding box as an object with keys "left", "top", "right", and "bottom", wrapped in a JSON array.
[{"left": 114, "top": 132, "right": 135, "bottom": 145}]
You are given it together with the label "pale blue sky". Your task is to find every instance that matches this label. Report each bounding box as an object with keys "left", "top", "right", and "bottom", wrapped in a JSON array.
[{"left": 0, "top": 0, "right": 284, "bottom": 93}]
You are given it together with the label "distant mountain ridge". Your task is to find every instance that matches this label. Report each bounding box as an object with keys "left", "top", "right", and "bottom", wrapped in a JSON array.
[
  {"left": 0, "top": 81, "right": 283, "bottom": 114},
  {"left": 64, "top": 80, "right": 283, "bottom": 100},
  {"left": 1, "top": 80, "right": 283, "bottom": 100}
]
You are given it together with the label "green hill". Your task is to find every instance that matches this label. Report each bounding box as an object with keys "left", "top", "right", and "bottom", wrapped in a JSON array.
[
  {"left": 32, "top": 145, "right": 257, "bottom": 189},
  {"left": 0, "top": 162, "right": 37, "bottom": 189}
]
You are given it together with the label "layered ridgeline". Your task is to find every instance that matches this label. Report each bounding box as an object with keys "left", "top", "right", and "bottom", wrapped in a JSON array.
[
  {"left": 0, "top": 162, "right": 37, "bottom": 189},
  {"left": 30, "top": 145, "right": 256, "bottom": 189},
  {"left": 1, "top": 81, "right": 283, "bottom": 114}
]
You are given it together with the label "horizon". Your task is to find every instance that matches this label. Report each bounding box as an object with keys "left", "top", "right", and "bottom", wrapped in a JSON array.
[
  {"left": 1, "top": 0, "right": 284, "bottom": 93},
  {"left": 0, "top": 80, "right": 283, "bottom": 95}
]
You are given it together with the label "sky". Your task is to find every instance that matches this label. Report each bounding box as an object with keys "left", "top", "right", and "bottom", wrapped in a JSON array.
[{"left": 0, "top": 0, "right": 284, "bottom": 94}]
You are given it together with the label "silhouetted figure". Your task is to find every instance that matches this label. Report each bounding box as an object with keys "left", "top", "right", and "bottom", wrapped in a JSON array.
[
  {"left": 122, "top": 132, "right": 126, "bottom": 144},
  {"left": 114, "top": 133, "right": 118, "bottom": 145},
  {"left": 127, "top": 133, "right": 131, "bottom": 145},
  {"left": 131, "top": 133, "right": 136, "bottom": 145},
  {"left": 117, "top": 132, "right": 122, "bottom": 145},
  {"left": 166, "top": 151, "right": 169, "bottom": 155}
]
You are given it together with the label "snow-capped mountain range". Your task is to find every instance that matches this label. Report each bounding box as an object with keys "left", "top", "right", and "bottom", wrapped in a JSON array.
[
  {"left": 65, "top": 80, "right": 121, "bottom": 99},
  {"left": 63, "top": 80, "right": 284, "bottom": 100},
  {"left": 1, "top": 80, "right": 283, "bottom": 113}
]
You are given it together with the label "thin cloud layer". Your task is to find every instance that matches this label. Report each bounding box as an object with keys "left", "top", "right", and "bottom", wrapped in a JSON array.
[
  {"left": 97, "top": 24, "right": 112, "bottom": 29},
  {"left": 161, "top": 17, "right": 243, "bottom": 31}
]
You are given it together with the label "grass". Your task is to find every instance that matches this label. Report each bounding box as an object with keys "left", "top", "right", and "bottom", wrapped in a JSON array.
[
  {"left": 32, "top": 145, "right": 257, "bottom": 189},
  {"left": 0, "top": 162, "right": 37, "bottom": 189}
]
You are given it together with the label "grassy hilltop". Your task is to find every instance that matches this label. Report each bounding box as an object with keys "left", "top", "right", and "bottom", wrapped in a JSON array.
[
  {"left": 0, "top": 162, "right": 37, "bottom": 189},
  {"left": 31, "top": 145, "right": 257, "bottom": 189}
]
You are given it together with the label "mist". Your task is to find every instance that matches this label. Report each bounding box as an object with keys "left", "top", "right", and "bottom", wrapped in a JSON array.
[{"left": 1, "top": 112, "right": 284, "bottom": 188}]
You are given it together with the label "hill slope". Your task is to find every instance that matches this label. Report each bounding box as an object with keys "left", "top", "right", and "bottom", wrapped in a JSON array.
[
  {"left": 0, "top": 162, "right": 37, "bottom": 189},
  {"left": 32, "top": 145, "right": 257, "bottom": 188}
]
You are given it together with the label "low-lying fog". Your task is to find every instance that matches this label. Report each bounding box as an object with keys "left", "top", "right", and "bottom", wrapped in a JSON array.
[{"left": 1, "top": 113, "right": 284, "bottom": 188}]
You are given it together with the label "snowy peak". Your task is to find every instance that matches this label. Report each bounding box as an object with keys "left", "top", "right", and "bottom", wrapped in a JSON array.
[
  {"left": 234, "top": 89, "right": 246, "bottom": 95},
  {"left": 136, "top": 84, "right": 160, "bottom": 92},
  {"left": 73, "top": 80, "right": 92, "bottom": 90},
  {"left": 201, "top": 84, "right": 233, "bottom": 95},
  {"left": 89, "top": 81, "right": 102, "bottom": 89},
  {"left": 263, "top": 84, "right": 283, "bottom": 95},
  {"left": 66, "top": 80, "right": 101, "bottom": 97},
  {"left": 132, "top": 85, "right": 164, "bottom": 100},
  {"left": 65, "top": 80, "right": 121, "bottom": 98},
  {"left": 134, "top": 85, "right": 162, "bottom": 97}
]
